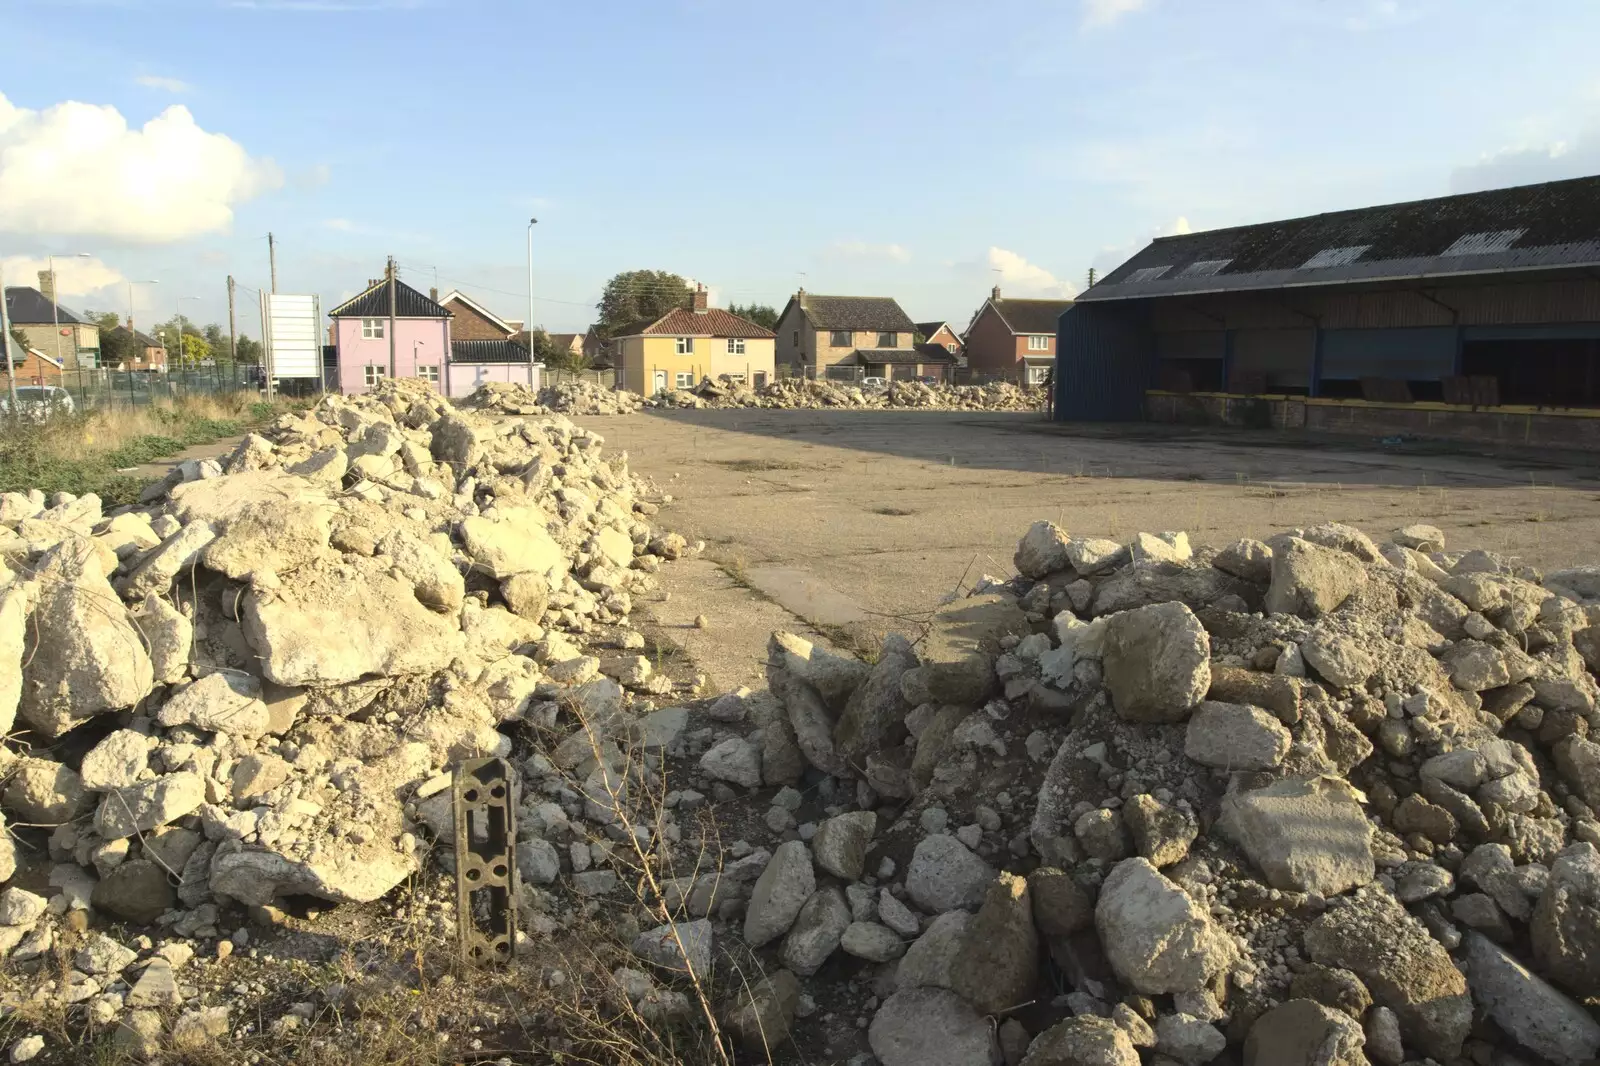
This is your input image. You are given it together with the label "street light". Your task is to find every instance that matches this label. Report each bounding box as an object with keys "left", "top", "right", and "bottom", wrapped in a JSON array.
[
  {"left": 172, "top": 295, "right": 200, "bottom": 367},
  {"left": 48, "top": 253, "right": 91, "bottom": 381}
]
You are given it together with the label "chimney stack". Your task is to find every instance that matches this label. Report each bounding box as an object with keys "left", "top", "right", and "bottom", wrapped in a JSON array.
[
  {"left": 797, "top": 287, "right": 807, "bottom": 307},
  {"left": 429, "top": 286, "right": 439, "bottom": 303},
  {"left": 38, "top": 271, "right": 53, "bottom": 302},
  {"left": 691, "top": 284, "right": 708, "bottom": 313},
  {"left": 991, "top": 285, "right": 1002, "bottom": 301}
]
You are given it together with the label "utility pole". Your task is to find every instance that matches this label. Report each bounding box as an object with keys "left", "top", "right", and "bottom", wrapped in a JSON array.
[
  {"left": 387, "top": 255, "right": 397, "bottom": 380},
  {"left": 227, "top": 275, "right": 238, "bottom": 367},
  {"left": 0, "top": 261, "right": 16, "bottom": 412},
  {"left": 268, "top": 233, "right": 278, "bottom": 294},
  {"left": 527, "top": 218, "right": 538, "bottom": 365}
]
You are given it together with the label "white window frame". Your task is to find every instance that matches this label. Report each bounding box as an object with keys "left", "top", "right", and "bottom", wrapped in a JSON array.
[
  {"left": 362, "top": 318, "right": 385, "bottom": 340},
  {"left": 674, "top": 371, "right": 694, "bottom": 389},
  {"left": 675, "top": 337, "right": 693, "bottom": 355},
  {"left": 726, "top": 337, "right": 745, "bottom": 355},
  {"left": 364, "top": 364, "right": 388, "bottom": 388},
  {"left": 417, "top": 364, "right": 439, "bottom": 385},
  {"left": 1026, "top": 364, "right": 1049, "bottom": 385},
  {"left": 1027, "top": 334, "right": 1050, "bottom": 351},
  {"left": 725, "top": 373, "right": 746, "bottom": 384}
]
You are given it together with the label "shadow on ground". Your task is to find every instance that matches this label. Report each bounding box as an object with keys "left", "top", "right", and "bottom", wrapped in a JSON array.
[{"left": 635, "top": 408, "right": 1600, "bottom": 491}]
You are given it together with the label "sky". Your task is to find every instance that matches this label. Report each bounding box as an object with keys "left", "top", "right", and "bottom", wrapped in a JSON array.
[{"left": 2, "top": 0, "right": 1600, "bottom": 337}]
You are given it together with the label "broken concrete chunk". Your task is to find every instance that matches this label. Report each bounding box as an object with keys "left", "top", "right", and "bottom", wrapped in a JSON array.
[
  {"left": 156, "top": 670, "right": 270, "bottom": 737},
  {"left": 1095, "top": 858, "right": 1231, "bottom": 995},
  {"left": 1014, "top": 521, "right": 1072, "bottom": 579},
  {"left": 1265, "top": 537, "right": 1368, "bottom": 618},
  {"left": 1101, "top": 601, "right": 1210, "bottom": 723},
  {"left": 1184, "top": 701, "right": 1291, "bottom": 771},
  {"left": 1218, "top": 777, "right": 1374, "bottom": 897}
]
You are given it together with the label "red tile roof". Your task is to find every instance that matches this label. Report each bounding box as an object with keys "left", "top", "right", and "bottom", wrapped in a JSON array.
[{"left": 615, "top": 307, "right": 775, "bottom": 339}]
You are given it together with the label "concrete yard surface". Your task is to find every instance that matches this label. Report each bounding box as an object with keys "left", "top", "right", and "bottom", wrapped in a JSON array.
[{"left": 589, "top": 408, "right": 1600, "bottom": 642}]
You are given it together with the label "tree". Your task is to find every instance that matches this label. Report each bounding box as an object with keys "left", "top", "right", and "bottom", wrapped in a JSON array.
[
  {"left": 727, "top": 302, "right": 779, "bottom": 330},
  {"left": 1086, "top": 267, "right": 1098, "bottom": 289},
  {"left": 594, "top": 270, "right": 693, "bottom": 339},
  {"left": 236, "top": 335, "right": 262, "bottom": 365},
  {"left": 528, "top": 328, "right": 591, "bottom": 374},
  {"left": 202, "top": 323, "right": 228, "bottom": 361}
]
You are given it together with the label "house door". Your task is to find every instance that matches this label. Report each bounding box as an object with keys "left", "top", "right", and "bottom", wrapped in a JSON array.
[
  {"left": 754, "top": 372, "right": 768, "bottom": 388},
  {"left": 652, "top": 370, "right": 667, "bottom": 393}
]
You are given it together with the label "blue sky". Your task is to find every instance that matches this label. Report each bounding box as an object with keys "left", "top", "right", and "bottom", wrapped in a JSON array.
[{"left": 3, "top": 0, "right": 1599, "bottom": 335}]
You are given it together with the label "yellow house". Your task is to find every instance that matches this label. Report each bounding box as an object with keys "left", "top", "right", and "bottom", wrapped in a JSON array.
[{"left": 612, "top": 289, "right": 776, "bottom": 395}]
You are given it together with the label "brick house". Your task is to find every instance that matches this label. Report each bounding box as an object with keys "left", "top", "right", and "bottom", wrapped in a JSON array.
[
  {"left": 4, "top": 278, "right": 101, "bottom": 370},
  {"left": 915, "top": 321, "right": 964, "bottom": 357},
  {"left": 0, "top": 331, "right": 62, "bottom": 386},
  {"left": 962, "top": 287, "right": 1073, "bottom": 384},
  {"left": 103, "top": 325, "right": 168, "bottom": 371},
  {"left": 773, "top": 292, "right": 954, "bottom": 381},
  {"left": 438, "top": 290, "right": 519, "bottom": 342}
]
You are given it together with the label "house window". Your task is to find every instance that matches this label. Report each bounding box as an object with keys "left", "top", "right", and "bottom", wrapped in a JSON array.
[
  {"left": 878, "top": 332, "right": 897, "bottom": 348},
  {"left": 1028, "top": 334, "right": 1050, "bottom": 351},
  {"left": 830, "top": 330, "right": 852, "bottom": 347},
  {"left": 417, "top": 364, "right": 439, "bottom": 385},
  {"left": 364, "top": 364, "right": 388, "bottom": 388},
  {"left": 676, "top": 337, "right": 693, "bottom": 355},
  {"left": 675, "top": 372, "right": 694, "bottom": 388},
  {"left": 791, "top": 330, "right": 799, "bottom": 348},
  {"left": 362, "top": 318, "right": 385, "bottom": 340},
  {"left": 727, "top": 338, "right": 745, "bottom": 355},
  {"left": 725, "top": 373, "right": 746, "bottom": 384},
  {"left": 1027, "top": 365, "right": 1050, "bottom": 385}
]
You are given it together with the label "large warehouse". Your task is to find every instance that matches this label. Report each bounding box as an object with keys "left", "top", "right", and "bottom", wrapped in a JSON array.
[{"left": 1057, "top": 174, "right": 1600, "bottom": 447}]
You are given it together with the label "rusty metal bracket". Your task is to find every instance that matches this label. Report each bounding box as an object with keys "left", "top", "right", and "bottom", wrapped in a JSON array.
[{"left": 453, "top": 757, "right": 519, "bottom": 966}]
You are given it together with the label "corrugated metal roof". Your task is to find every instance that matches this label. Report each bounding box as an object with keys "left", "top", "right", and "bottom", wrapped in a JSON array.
[
  {"left": 1082, "top": 174, "right": 1600, "bottom": 302},
  {"left": 451, "top": 339, "right": 530, "bottom": 364}
]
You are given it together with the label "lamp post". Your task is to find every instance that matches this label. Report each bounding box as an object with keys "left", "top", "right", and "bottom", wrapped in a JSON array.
[
  {"left": 526, "top": 217, "right": 538, "bottom": 363},
  {"left": 47, "top": 252, "right": 91, "bottom": 384},
  {"left": 172, "top": 295, "right": 200, "bottom": 372}
]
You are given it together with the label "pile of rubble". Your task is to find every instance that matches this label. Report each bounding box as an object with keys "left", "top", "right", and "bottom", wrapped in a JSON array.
[
  {"left": 0, "top": 379, "right": 698, "bottom": 1058},
  {"left": 468, "top": 379, "right": 646, "bottom": 417},
  {"left": 653, "top": 376, "right": 1045, "bottom": 413},
  {"left": 573, "top": 520, "right": 1600, "bottom": 1065}
]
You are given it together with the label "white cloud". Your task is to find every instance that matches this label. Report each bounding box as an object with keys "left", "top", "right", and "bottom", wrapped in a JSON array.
[
  {"left": 1082, "top": 0, "right": 1151, "bottom": 29},
  {"left": 0, "top": 93, "right": 280, "bottom": 243},
  {"left": 323, "top": 218, "right": 355, "bottom": 231},
  {"left": 831, "top": 240, "right": 912, "bottom": 264},
  {"left": 1450, "top": 119, "right": 1600, "bottom": 193},
  {"left": 0, "top": 255, "right": 125, "bottom": 301},
  {"left": 1090, "top": 217, "right": 1194, "bottom": 277},
  {"left": 988, "top": 247, "right": 1078, "bottom": 298},
  {"left": 134, "top": 75, "right": 190, "bottom": 93}
]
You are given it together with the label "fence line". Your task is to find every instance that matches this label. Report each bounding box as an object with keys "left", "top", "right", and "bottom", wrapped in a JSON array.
[{"left": 0, "top": 363, "right": 266, "bottom": 409}]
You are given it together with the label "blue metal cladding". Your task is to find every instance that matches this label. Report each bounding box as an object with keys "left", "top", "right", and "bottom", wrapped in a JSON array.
[{"left": 1055, "top": 303, "right": 1155, "bottom": 421}]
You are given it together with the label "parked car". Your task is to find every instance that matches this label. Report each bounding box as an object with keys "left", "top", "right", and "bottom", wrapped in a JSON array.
[
  {"left": 0, "top": 385, "right": 75, "bottom": 421},
  {"left": 861, "top": 376, "right": 887, "bottom": 388}
]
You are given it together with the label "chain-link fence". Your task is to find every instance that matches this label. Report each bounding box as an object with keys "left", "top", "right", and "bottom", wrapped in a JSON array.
[{"left": 0, "top": 363, "right": 265, "bottom": 410}]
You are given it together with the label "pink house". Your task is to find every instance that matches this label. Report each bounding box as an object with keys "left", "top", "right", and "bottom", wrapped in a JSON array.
[{"left": 329, "top": 274, "right": 453, "bottom": 395}]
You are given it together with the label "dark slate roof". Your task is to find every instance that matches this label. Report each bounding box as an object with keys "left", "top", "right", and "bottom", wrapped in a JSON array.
[
  {"left": 330, "top": 278, "right": 453, "bottom": 318},
  {"left": 850, "top": 347, "right": 956, "bottom": 366},
  {"left": 451, "top": 339, "right": 530, "bottom": 364},
  {"left": 915, "top": 321, "right": 952, "bottom": 339},
  {"left": 4, "top": 287, "right": 88, "bottom": 325},
  {"left": 789, "top": 295, "right": 916, "bottom": 332},
  {"left": 613, "top": 307, "right": 776, "bottom": 339},
  {"left": 107, "top": 324, "right": 163, "bottom": 348},
  {"left": 1083, "top": 173, "right": 1600, "bottom": 303},
  {"left": 990, "top": 298, "right": 1075, "bottom": 334}
]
